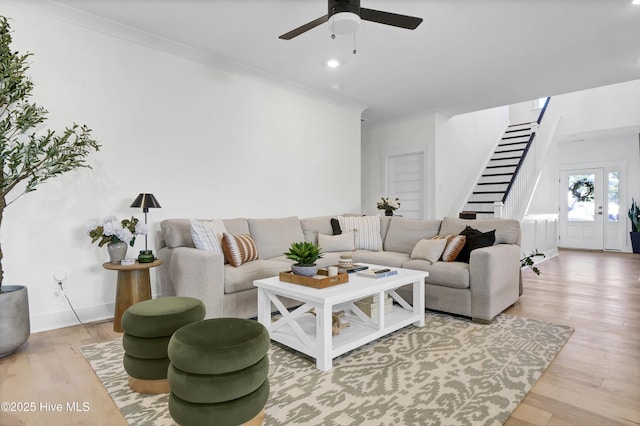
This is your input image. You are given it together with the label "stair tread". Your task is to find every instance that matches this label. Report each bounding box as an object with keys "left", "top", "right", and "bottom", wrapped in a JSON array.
[
  {"left": 501, "top": 134, "right": 531, "bottom": 140},
  {"left": 473, "top": 191, "right": 506, "bottom": 194},
  {"left": 490, "top": 156, "right": 522, "bottom": 161},
  {"left": 486, "top": 164, "right": 518, "bottom": 169},
  {"left": 498, "top": 141, "right": 529, "bottom": 147},
  {"left": 508, "top": 121, "right": 536, "bottom": 127},
  {"left": 482, "top": 172, "right": 515, "bottom": 177},
  {"left": 494, "top": 148, "right": 526, "bottom": 154},
  {"left": 477, "top": 181, "right": 510, "bottom": 185}
]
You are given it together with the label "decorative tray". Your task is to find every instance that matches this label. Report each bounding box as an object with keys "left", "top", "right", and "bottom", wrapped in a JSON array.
[{"left": 279, "top": 269, "right": 349, "bottom": 289}]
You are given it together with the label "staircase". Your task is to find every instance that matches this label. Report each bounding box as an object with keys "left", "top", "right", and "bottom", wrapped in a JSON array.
[
  {"left": 461, "top": 97, "right": 553, "bottom": 219},
  {"left": 462, "top": 123, "right": 536, "bottom": 217}
]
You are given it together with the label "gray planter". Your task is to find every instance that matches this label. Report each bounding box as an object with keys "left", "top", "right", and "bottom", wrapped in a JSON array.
[
  {"left": 0, "top": 285, "right": 31, "bottom": 358},
  {"left": 291, "top": 264, "right": 318, "bottom": 277}
]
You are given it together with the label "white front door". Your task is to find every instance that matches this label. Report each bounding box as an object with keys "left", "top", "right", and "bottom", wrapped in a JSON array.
[
  {"left": 386, "top": 152, "right": 425, "bottom": 219},
  {"left": 559, "top": 169, "right": 604, "bottom": 250}
]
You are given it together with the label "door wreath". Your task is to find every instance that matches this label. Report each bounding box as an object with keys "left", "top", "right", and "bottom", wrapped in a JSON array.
[{"left": 569, "top": 178, "right": 595, "bottom": 202}]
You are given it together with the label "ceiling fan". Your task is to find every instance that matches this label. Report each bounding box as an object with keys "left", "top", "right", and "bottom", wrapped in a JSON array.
[{"left": 279, "top": 0, "right": 423, "bottom": 40}]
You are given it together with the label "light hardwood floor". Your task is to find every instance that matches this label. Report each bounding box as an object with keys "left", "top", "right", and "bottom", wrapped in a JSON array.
[{"left": 1, "top": 249, "right": 638, "bottom": 425}]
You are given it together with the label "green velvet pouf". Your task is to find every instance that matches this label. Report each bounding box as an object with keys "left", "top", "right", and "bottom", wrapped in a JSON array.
[
  {"left": 121, "top": 296, "right": 206, "bottom": 385},
  {"left": 123, "top": 333, "right": 172, "bottom": 359},
  {"left": 168, "top": 379, "right": 270, "bottom": 426},
  {"left": 123, "top": 353, "right": 171, "bottom": 381},
  {"left": 168, "top": 318, "right": 270, "bottom": 375},
  {"left": 122, "top": 296, "right": 206, "bottom": 338},
  {"left": 168, "top": 355, "right": 269, "bottom": 403}
]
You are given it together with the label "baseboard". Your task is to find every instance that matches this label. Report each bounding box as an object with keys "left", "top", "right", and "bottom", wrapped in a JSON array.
[{"left": 31, "top": 303, "right": 115, "bottom": 333}]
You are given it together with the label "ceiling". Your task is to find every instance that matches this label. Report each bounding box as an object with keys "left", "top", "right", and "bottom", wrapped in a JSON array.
[{"left": 9, "top": 0, "right": 640, "bottom": 123}]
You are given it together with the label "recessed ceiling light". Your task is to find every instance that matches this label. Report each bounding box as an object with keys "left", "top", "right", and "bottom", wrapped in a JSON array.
[
  {"left": 633, "top": 0, "right": 640, "bottom": 5},
  {"left": 327, "top": 59, "right": 340, "bottom": 68}
]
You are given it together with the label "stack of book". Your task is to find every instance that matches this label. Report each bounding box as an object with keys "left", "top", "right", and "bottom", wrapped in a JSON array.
[
  {"left": 353, "top": 294, "right": 393, "bottom": 319},
  {"left": 356, "top": 268, "right": 398, "bottom": 278}
]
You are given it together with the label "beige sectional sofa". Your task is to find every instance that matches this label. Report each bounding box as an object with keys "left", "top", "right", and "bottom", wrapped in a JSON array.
[{"left": 156, "top": 215, "right": 521, "bottom": 322}]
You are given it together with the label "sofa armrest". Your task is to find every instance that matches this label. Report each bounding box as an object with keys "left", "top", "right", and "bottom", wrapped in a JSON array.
[
  {"left": 169, "top": 247, "right": 225, "bottom": 319},
  {"left": 469, "top": 244, "right": 520, "bottom": 321}
]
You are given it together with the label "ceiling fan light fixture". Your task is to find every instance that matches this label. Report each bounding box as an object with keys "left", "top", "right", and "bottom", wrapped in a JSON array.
[{"left": 328, "top": 12, "right": 361, "bottom": 35}]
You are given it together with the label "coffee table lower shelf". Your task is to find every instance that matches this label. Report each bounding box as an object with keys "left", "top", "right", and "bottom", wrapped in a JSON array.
[{"left": 270, "top": 306, "right": 419, "bottom": 362}]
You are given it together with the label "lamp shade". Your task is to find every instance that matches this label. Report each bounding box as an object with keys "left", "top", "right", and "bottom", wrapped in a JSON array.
[{"left": 130, "top": 193, "right": 161, "bottom": 211}]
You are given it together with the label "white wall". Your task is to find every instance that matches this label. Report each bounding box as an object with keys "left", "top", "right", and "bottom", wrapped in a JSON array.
[
  {"left": 361, "top": 106, "right": 508, "bottom": 219},
  {"left": 509, "top": 100, "right": 540, "bottom": 125},
  {"left": 555, "top": 80, "right": 640, "bottom": 136},
  {"left": 1, "top": 5, "right": 362, "bottom": 332},
  {"left": 434, "top": 107, "right": 509, "bottom": 218},
  {"left": 361, "top": 112, "right": 438, "bottom": 217}
]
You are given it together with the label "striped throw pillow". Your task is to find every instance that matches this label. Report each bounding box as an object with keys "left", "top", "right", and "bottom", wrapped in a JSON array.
[
  {"left": 337, "top": 215, "right": 383, "bottom": 251},
  {"left": 221, "top": 233, "right": 259, "bottom": 267},
  {"left": 190, "top": 219, "right": 227, "bottom": 255},
  {"left": 432, "top": 235, "right": 466, "bottom": 262}
]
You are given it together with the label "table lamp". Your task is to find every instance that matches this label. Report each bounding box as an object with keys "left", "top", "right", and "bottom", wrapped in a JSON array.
[{"left": 130, "top": 193, "right": 161, "bottom": 263}]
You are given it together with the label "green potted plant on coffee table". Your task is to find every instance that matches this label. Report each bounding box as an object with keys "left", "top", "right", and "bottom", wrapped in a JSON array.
[
  {"left": 0, "top": 16, "right": 100, "bottom": 357},
  {"left": 285, "top": 241, "right": 324, "bottom": 277}
]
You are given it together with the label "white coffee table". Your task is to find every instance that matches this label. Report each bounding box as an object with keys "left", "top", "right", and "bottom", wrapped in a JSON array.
[{"left": 254, "top": 264, "right": 428, "bottom": 371}]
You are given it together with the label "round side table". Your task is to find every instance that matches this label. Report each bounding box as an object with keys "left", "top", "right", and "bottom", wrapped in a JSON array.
[{"left": 103, "top": 259, "right": 163, "bottom": 332}]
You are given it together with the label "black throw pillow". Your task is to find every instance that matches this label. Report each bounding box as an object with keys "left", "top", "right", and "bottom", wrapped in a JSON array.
[
  {"left": 456, "top": 226, "right": 496, "bottom": 263},
  {"left": 330, "top": 218, "right": 342, "bottom": 235}
]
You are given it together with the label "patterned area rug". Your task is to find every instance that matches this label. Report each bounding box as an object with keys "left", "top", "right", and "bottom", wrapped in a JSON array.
[{"left": 81, "top": 312, "right": 573, "bottom": 425}]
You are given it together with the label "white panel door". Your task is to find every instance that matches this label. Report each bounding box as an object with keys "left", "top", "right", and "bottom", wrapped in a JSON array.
[
  {"left": 386, "top": 153, "right": 425, "bottom": 219},
  {"left": 559, "top": 169, "right": 604, "bottom": 250}
]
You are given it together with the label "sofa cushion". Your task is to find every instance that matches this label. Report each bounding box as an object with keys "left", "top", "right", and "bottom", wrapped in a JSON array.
[
  {"left": 337, "top": 215, "right": 383, "bottom": 251},
  {"left": 433, "top": 235, "right": 466, "bottom": 262},
  {"left": 380, "top": 216, "right": 392, "bottom": 242},
  {"left": 384, "top": 217, "right": 441, "bottom": 254},
  {"left": 318, "top": 231, "right": 355, "bottom": 252},
  {"left": 300, "top": 216, "right": 335, "bottom": 244},
  {"left": 401, "top": 259, "right": 470, "bottom": 289},
  {"left": 224, "top": 260, "right": 291, "bottom": 293},
  {"left": 352, "top": 250, "right": 410, "bottom": 268},
  {"left": 410, "top": 238, "right": 447, "bottom": 264},
  {"left": 222, "top": 218, "right": 250, "bottom": 235},
  {"left": 456, "top": 226, "right": 496, "bottom": 263},
  {"left": 161, "top": 219, "right": 195, "bottom": 249},
  {"left": 248, "top": 217, "right": 304, "bottom": 260},
  {"left": 221, "top": 233, "right": 259, "bottom": 267},
  {"left": 190, "top": 219, "right": 227, "bottom": 255},
  {"left": 440, "top": 217, "right": 520, "bottom": 245}
]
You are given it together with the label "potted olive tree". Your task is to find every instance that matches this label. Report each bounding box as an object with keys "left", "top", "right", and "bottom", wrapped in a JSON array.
[
  {"left": 284, "top": 241, "right": 324, "bottom": 277},
  {"left": 0, "top": 16, "right": 100, "bottom": 357},
  {"left": 629, "top": 198, "right": 640, "bottom": 254}
]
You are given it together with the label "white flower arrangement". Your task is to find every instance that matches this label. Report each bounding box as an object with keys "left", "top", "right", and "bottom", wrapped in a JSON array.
[
  {"left": 377, "top": 197, "right": 401, "bottom": 211},
  {"left": 86, "top": 215, "right": 148, "bottom": 247}
]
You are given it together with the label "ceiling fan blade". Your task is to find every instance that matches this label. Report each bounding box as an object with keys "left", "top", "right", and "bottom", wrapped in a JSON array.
[
  {"left": 279, "top": 15, "right": 329, "bottom": 40},
  {"left": 360, "top": 8, "right": 423, "bottom": 30}
]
